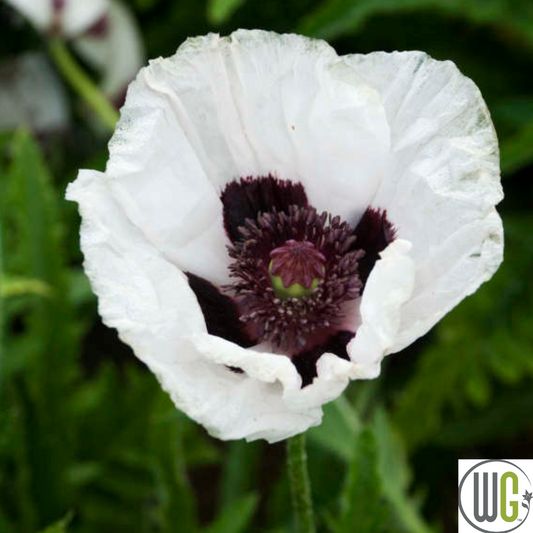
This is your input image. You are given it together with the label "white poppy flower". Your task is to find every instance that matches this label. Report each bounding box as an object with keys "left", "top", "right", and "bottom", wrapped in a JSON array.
[
  {"left": 67, "top": 30, "right": 503, "bottom": 443},
  {"left": 4, "top": 0, "right": 108, "bottom": 37},
  {"left": 4, "top": 0, "right": 144, "bottom": 101}
]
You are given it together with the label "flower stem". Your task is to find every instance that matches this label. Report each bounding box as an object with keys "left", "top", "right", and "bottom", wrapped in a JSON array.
[
  {"left": 287, "top": 433, "right": 316, "bottom": 533},
  {"left": 48, "top": 38, "right": 119, "bottom": 131}
]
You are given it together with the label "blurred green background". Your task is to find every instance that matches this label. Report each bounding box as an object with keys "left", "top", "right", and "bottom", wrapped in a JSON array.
[{"left": 1, "top": 0, "right": 532, "bottom": 532}]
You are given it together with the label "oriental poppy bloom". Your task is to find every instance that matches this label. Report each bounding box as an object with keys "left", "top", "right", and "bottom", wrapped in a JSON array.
[{"left": 67, "top": 30, "right": 503, "bottom": 442}]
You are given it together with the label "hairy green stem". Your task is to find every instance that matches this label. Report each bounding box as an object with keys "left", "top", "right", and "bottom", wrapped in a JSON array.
[
  {"left": 48, "top": 38, "right": 119, "bottom": 131},
  {"left": 287, "top": 433, "right": 316, "bottom": 533}
]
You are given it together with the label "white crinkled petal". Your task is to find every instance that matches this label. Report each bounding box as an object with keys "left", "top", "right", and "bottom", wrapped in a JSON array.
[
  {"left": 345, "top": 51, "right": 503, "bottom": 353},
  {"left": 4, "top": 0, "right": 51, "bottom": 30},
  {"left": 66, "top": 170, "right": 206, "bottom": 357},
  {"left": 104, "top": 30, "right": 389, "bottom": 285},
  {"left": 347, "top": 240, "right": 415, "bottom": 379},
  {"left": 189, "top": 333, "right": 352, "bottom": 441}
]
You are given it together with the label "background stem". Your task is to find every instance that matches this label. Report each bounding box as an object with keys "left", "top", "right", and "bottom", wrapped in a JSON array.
[
  {"left": 48, "top": 38, "right": 119, "bottom": 131},
  {"left": 287, "top": 433, "right": 316, "bottom": 533}
]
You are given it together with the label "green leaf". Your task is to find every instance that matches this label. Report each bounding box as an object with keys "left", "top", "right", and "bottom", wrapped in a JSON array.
[
  {"left": 207, "top": 0, "right": 248, "bottom": 24},
  {"left": 329, "top": 426, "right": 388, "bottom": 533},
  {"left": 0, "top": 129, "right": 80, "bottom": 528},
  {"left": 220, "top": 440, "right": 262, "bottom": 509},
  {"left": 37, "top": 512, "right": 73, "bottom": 533},
  {"left": 373, "top": 409, "right": 433, "bottom": 533},
  {"left": 308, "top": 399, "right": 433, "bottom": 533},
  {"left": 307, "top": 396, "right": 361, "bottom": 462},
  {"left": 149, "top": 396, "right": 198, "bottom": 533},
  {"left": 66, "top": 365, "right": 170, "bottom": 532},
  {"left": 204, "top": 492, "right": 259, "bottom": 533}
]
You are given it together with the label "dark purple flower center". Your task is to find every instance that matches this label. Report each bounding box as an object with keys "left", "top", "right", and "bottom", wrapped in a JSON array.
[
  {"left": 186, "top": 175, "right": 396, "bottom": 387},
  {"left": 225, "top": 205, "right": 364, "bottom": 351}
]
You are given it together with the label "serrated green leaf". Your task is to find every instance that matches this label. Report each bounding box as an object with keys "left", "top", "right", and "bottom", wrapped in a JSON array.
[
  {"left": 330, "top": 426, "right": 388, "bottom": 533},
  {"left": 204, "top": 492, "right": 259, "bottom": 533},
  {"left": 373, "top": 409, "right": 433, "bottom": 533},
  {"left": 0, "top": 129, "right": 79, "bottom": 528}
]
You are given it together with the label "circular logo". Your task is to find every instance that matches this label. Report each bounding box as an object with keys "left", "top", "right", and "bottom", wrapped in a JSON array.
[{"left": 459, "top": 460, "right": 532, "bottom": 533}]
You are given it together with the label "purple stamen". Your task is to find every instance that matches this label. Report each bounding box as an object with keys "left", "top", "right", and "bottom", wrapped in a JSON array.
[{"left": 225, "top": 205, "right": 364, "bottom": 351}]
